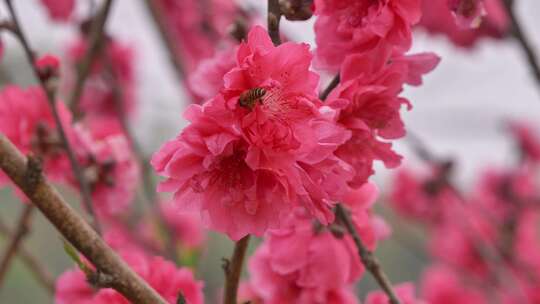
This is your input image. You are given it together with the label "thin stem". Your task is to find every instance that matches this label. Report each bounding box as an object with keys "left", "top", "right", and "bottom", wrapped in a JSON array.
[
  {"left": 4, "top": 0, "right": 104, "bottom": 233},
  {"left": 103, "top": 59, "right": 178, "bottom": 263},
  {"left": 405, "top": 130, "right": 440, "bottom": 163},
  {"left": 68, "top": 0, "right": 115, "bottom": 117},
  {"left": 502, "top": 0, "right": 540, "bottom": 93},
  {"left": 335, "top": 204, "right": 401, "bottom": 304},
  {"left": 223, "top": 235, "right": 250, "bottom": 304},
  {"left": 405, "top": 132, "right": 530, "bottom": 301},
  {"left": 142, "top": 0, "right": 186, "bottom": 79},
  {"left": 320, "top": 74, "right": 340, "bottom": 100},
  {"left": 0, "top": 134, "right": 167, "bottom": 304},
  {"left": 0, "top": 204, "right": 34, "bottom": 286},
  {"left": 0, "top": 216, "right": 55, "bottom": 294},
  {"left": 267, "top": 0, "right": 282, "bottom": 45}
]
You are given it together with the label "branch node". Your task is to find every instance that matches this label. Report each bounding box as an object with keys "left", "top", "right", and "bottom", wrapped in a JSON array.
[
  {"left": 23, "top": 155, "right": 43, "bottom": 192},
  {"left": 88, "top": 270, "right": 116, "bottom": 289},
  {"left": 221, "top": 257, "right": 231, "bottom": 275}
]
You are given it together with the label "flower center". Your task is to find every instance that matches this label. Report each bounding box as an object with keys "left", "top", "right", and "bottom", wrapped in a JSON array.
[{"left": 208, "top": 150, "right": 251, "bottom": 190}]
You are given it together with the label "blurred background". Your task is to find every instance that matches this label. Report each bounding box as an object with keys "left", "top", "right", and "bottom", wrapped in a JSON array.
[{"left": 0, "top": 0, "right": 539, "bottom": 302}]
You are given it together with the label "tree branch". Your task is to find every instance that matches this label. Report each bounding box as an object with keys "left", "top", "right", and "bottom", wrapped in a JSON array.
[
  {"left": 319, "top": 74, "right": 340, "bottom": 100},
  {"left": 0, "top": 217, "right": 54, "bottom": 294},
  {"left": 335, "top": 204, "right": 401, "bottom": 304},
  {"left": 268, "top": 0, "right": 282, "bottom": 45},
  {"left": 3, "top": 0, "right": 104, "bottom": 233},
  {"left": 0, "top": 134, "right": 167, "bottom": 304},
  {"left": 223, "top": 235, "right": 250, "bottom": 304},
  {"left": 141, "top": 0, "right": 186, "bottom": 80},
  {"left": 67, "top": 0, "right": 115, "bottom": 118},
  {"left": 502, "top": 0, "right": 540, "bottom": 93},
  {"left": 0, "top": 204, "right": 34, "bottom": 286}
]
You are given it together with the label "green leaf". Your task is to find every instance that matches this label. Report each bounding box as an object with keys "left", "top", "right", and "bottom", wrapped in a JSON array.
[{"left": 62, "top": 240, "right": 90, "bottom": 273}]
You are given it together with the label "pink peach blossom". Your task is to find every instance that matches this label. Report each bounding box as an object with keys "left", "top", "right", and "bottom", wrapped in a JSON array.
[
  {"left": 508, "top": 121, "right": 540, "bottom": 164},
  {"left": 428, "top": 219, "right": 494, "bottom": 279},
  {"left": 154, "top": 0, "right": 239, "bottom": 73},
  {"left": 513, "top": 210, "right": 540, "bottom": 278},
  {"left": 328, "top": 50, "right": 439, "bottom": 186},
  {"left": 152, "top": 26, "right": 354, "bottom": 240},
  {"left": 472, "top": 167, "right": 537, "bottom": 222},
  {"left": 238, "top": 282, "right": 265, "bottom": 304},
  {"left": 55, "top": 251, "right": 204, "bottom": 304},
  {"left": 40, "top": 0, "right": 74, "bottom": 22},
  {"left": 418, "top": 0, "right": 509, "bottom": 48},
  {"left": 0, "top": 85, "right": 73, "bottom": 183},
  {"left": 448, "top": 0, "right": 486, "bottom": 29},
  {"left": 188, "top": 47, "right": 237, "bottom": 104},
  {"left": 421, "top": 265, "right": 487, "bottom": 304},
  {"left": 314, "top": 0, "right": 422, "bottom": 71},
  {"left": 246, "top": 216, "right": 361, "bottom": 304},
  {"left": 70, "top": 125, "right": 139, "bottom": 221},
  {"left": 365, "top": 282, "right": 425, "bottom": 304},
  {"left": 161, "top": 200, "right": 206, "bottom": 248},
  {"left": 390, "top": 167, "right": 460, "bottom": 224},
  {"left": 342, "top": 182, "right": 389, "bottom": 249},
  {"left": 35, "top": 54, "right": 61, "bottom": 80},
  {"left": 65, "top": 38, "right": 136, "bottom": 119}
]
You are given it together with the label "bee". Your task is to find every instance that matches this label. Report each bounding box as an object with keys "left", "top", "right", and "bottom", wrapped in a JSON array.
[{"left": 238, "top": 87, "right": 266, "bottom": 109}]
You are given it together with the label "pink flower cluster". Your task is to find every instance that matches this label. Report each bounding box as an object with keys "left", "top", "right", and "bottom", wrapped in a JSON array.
[
  {"left": 418, "top": 0, "right": 509, "bottom": 47},
  {"left": 55, "top": 233, "right": 204, "bottom": 304},
  {"left": 389, "top": 122, "right": 540, "bottom": 303},
  {"left": 39, "top": 0, "right": 75, "bottom": 22},
  {"left": 327, "top": 50, "right": 440, "bottom": 187},
  {"left": 0, "top": 1, "right": 450, "bottom": 302},
  {"left": 448, "top": 0, "right": 486, "bottom": 29},
  {"left": 312, "top": 0, "right": 440, "bottom": 187},
  {"left": 153, "top": 26, "right": 355, "bottom": 240},
  {"left": 69, "top": 123, "right": 140, "bottom": 221},
  {"left": 153, "top": 2, "right": 439, "bottom": 245},
  {"left": 154, "top": 0, "right": 239, "bottom": 75},
  {"left": 65, "top": 38, "right": 137, "bottom": 121},
  {"left": 0, "top": 51, "right": 140, "bottom": 223},
  {"left": 0, "top": 85, "right": 72, "bottom": 185},
  {"left": 314, "top": 0, "right": 423, "bottom": 71},
  {"left": 0, "top": 85, "right": 139, "bottom": 221},
  {"left": 61, "top": 34, "right": 142, "bottom": 223},
  {"left": 240, "top": 183, "right": 406, "bottom": 304},
  {"left": 365, "top": 283, "right": 424, "bottom": 304}
]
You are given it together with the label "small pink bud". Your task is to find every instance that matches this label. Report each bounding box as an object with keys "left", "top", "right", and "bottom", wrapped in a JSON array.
[{"left": 35, "top": 54, "right": 60, "bottom": 81}]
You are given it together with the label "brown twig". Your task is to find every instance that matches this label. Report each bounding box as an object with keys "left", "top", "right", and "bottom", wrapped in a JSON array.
[
  {"left": 405, "top": 131, "right": 530, "bottom": 301},
  {"left": 0, "top": 134, "right": 167, "bottom": 303},
  {"left": 335, "top": 204, "right": 401, "bottom": 304},
  {"left": 502, "top": 0, "right": 540, "bottom": 93},
  {"left": 0, "top": 216, "right": 55, "bottom": 294},
  {"left": 405, "top": 130, "right": 442, "bottom": 164},
  {"left": 0, "top": 204, "right": 34, "bottom": 287},
  {"left": 142, "top": 0, "right": 186, "bottom": 79},
  {"left": 267, "top": 0, "right": 282, "bottom": 45},
  {"left": 319, "top": 74, "right": 340, "bottom": 100},
  {"left": 452, "top": 193, "right": 530, "bottom": 302},
  {"left": 68, "top": 0, "right": 115, "bottom": 117},
  {"left": 3, "top": 0, "right": 103, "bottom": 233},
  {"left": 103, "top": 60, "right": 179, "bottom": 263},
  {"left": 223, "top": 235, "right": 250, "bottom": 304}
]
